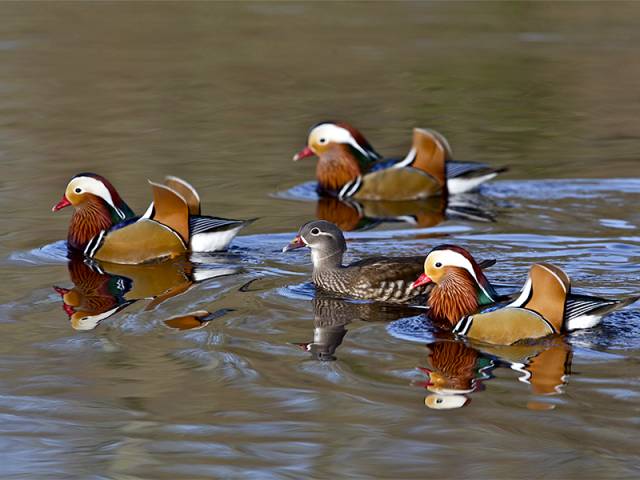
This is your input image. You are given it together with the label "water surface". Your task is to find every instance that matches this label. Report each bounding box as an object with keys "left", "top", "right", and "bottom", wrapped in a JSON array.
[{"left": 1, "top": 3, "right": 640, "bottom": 479}]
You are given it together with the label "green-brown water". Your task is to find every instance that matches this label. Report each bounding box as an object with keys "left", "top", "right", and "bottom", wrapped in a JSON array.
[{"left": 1, "top": 2, "right": 639, "bottom": 478}]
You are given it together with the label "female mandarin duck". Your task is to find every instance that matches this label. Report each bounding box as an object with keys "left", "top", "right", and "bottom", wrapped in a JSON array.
[
  {"left": 412, "top": 245, "right": 639, "bottom": 345},
  {"left": 294, "top": 294, "right": 421, "bottom": 361},
  {"left": 53, "top": 173, "right": 253, "bottom": 264},
  {"left": 293, "top": 122, "right": 506, "bottom": 199},
  {"left": 282, "top": 221, "right": 495, "bottom": 303}
]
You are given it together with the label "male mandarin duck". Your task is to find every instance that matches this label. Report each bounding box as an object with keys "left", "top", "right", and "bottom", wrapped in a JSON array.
[
  {"left": 316, "top": 195, "right": 493, "bottom": 232},
  {"left": 52, "top": 173, "right": 254, "bottom": 264},
  {"left": 282, "top": 220, "right": 495, "bottom": 303},
  {"left": 419, "top": 338, "right": 571, "bottom": 409},
  {"left": 418, "top": 340, "right": 496, "bottom": 409},
  {"left": 53, "top": 256, "right": 134, "bottom": 330},
  {"left": 412, "top": 245, "right": 639, "bottom": 345},
  {"left": 293, "top": 121, "right": 506, "bottom": 199},
  {"left": 54, "top": 254, "right": 237, "bottom": 330}
]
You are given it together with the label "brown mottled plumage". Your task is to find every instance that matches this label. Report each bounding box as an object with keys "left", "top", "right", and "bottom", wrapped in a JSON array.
[
  {"left": 283, "top": 220, "right": 430, "bottom": 303},
  {"left": 428, "top": 267, "right": 479, "bottom": 327}
]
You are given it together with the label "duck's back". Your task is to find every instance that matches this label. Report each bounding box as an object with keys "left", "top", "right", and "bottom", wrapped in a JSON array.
[
  {"left": 355, "top": 168, "right": 443, "bottom": 201},
  {"left": 314, "top": 256, "right": 427, "bottom": 303}
]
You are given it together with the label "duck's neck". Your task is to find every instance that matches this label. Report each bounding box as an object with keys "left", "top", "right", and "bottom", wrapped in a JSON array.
[
  {"left": 428, "top": 268, "right": 480, "bottom": 326},
  {"left": 316, "top": 146, "right": 369, "bottom": 194},
  {"left": 311, "top": 249, "right": 344, "bottom": 273},
  {"left": 68, "top": 200, "right": 115, "bottom": 250}
]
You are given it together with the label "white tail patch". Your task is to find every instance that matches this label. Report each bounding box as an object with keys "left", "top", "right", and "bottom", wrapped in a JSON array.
[
  {"left": 566, "top": 314, "right": 602, "bottom": 331},
  {"left": 189, "top": 225, "right": 243, "bottom": 252},
  {"left": 192, "top": 267, "right": 239, "bottom": 282},
  {"left": 447, "top": 172, "right": 498, "bottom": 195}
]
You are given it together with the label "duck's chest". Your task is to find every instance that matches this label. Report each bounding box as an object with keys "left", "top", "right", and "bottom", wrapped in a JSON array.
[
  {"left": 316, "top": 158, "right": 360, "bottom": 193},
  {"left": 68, "top": 209, "right": 113, "bottom": 250}
]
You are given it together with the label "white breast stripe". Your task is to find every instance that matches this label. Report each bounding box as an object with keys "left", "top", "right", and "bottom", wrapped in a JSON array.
[
  {"left": 86, "top": 230, "right": 106, "bottom": 258},
  {"left": 338, "top": 176, "right": 362, "bottom": 199},
  {"left": 338, "top": 181, "right": 353, "bottom": 199},
  {"left": 345, "top": 175, "right": 362, "bottom": 197},
  {"left": 83, "top": 234, "right": 98, "bottom": 256},
  {"left": 453, "top": 316, "right": 473, "bottom": 335}
]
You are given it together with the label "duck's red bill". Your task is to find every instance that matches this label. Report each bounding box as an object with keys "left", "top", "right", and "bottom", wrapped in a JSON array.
[
  {"left": 411, "top": 273, "right": 432, "bottom": 288},
  {"left": 282, "top": 236, "right": 306, "bottom": 252},
  {"left": 293, "top": 146, "right": 314, "bottom": 161},
  {"left": 53, "top": 286, "right": 70, "bottom": 296},
  {"left": 52, "top": 195, "right": 71, "bottom": 212},
  {"left": 62, "top": 303, "right": 75, "bottom": 317}
]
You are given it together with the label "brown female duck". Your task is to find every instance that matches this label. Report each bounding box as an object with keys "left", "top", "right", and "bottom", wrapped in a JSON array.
[{"left": 283, "top": 221, "right": 495, "bottom": 303}]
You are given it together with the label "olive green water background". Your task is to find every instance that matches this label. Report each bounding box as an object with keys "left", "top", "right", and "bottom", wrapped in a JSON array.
[{"left": 1, "top": 2, "right": 640, "bottom": 479}]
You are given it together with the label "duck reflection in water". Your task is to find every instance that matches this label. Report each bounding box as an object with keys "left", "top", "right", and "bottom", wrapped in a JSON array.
[
  {"left": 294, "top": 293, "right": 421, "bottom": 361},
  {"left": 53, "top": 254, "right": 239, "bottom": 331},
  {"left": 316, "top": 194, "right": 495, "bottom": 232},
  {"left": 418, "top": 337, "right": 572, "bottom": 410}
]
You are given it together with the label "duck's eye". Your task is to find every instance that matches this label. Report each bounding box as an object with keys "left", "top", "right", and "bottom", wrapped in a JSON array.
[
  {"left": 318, "top": 137, "right": 327, "bottom": 144},
  {"left": 74, "top": 187, "right": 82, "bottom": 194},
  {"left": 435, "top": 262, "right": 442, "bottom": 268},
  {"left": 310, "top": 228, "right": 321, "bottom": 235}
]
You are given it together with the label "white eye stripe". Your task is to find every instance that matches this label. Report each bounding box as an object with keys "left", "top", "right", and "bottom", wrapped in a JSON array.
[
  {"left": 310, "top": 125, "right": 373, "bottom": 160},
  {"left": 70, "top": 177, "right": 120, "bottom": 215},
  {"left": 303, "top": 230, "right": 333, "bottom": 244},
  {"left": 428, "top": 250, "right": 475, "bottom": 274},
  {"left": 427, "top": 250, "right": 493, "bottom": 299}
]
